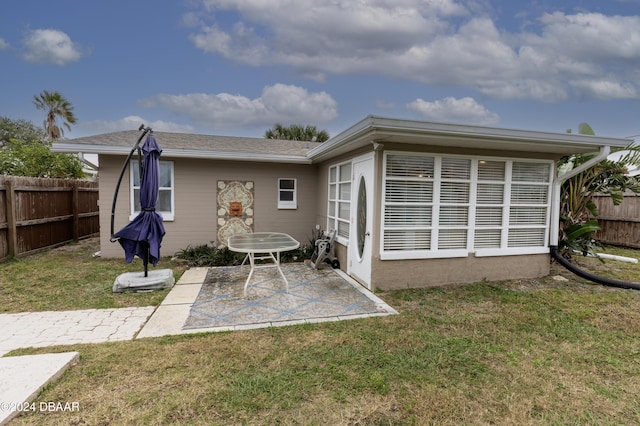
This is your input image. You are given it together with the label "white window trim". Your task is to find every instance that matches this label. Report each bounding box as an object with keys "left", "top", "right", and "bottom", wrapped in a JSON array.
[
  {"left": 277, "top": 178, "right": 297, "bottom": 209},
  {"left": 327, "top": 160, "right": 352, "bottom": 246},
  {"left": 380, "top": 151, "right": 553, "bottom": 260},
  {"left": 129, "top": 160, "right": 175, "bottom": 221},
  {"left": 474, "top": 246, "right": 551, "bottom": 257}
]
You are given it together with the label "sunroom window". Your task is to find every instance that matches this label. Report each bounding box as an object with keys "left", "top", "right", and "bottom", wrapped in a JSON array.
[
  {"left": 507, "top": 162, "right": 551, "bottom": 248},
  {"left": 382, "top": 152, "right": 552, "bottom": 260},
  {"left": 474, "top": 160, "right": 506, "bottom": 249},
  {"left": 437, "top": 157, "right": 471, "bottom": 250},
  {"left": 327, "top": 161, "right": 352, "bottom": 241}
]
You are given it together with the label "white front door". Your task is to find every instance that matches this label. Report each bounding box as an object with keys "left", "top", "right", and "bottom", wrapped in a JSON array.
[{"left": 348, "top": 154, "right": 374, "bottom": 289}]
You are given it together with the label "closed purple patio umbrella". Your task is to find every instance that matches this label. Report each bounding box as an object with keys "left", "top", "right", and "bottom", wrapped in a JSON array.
[{"left": 113, "top": 133, "right": 165, "bottom": 276}]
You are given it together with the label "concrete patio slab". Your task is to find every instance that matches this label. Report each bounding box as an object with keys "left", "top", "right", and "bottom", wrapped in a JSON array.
[
  {"left": 136, "top": 304, "right": 196, "bottom": 339},
  {"left": 0, "top": 352, "right": 79, "bottom": 425},
  {"left": 160, "top": 284, "right": 202, "bottom": 306},
  {"left": 137, "top": 263, "right": 398, "bottom": 339},
  {"left": 176, "top": 267, "right": 208, "bottom": 284}
]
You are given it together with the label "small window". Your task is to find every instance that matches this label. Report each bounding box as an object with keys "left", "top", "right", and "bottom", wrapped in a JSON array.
[
  {"left": 130, "top": 161, "right": 174, "bottom": 221},
  {"left": 278, "top": 178, "right": 297, "bottom": 209}
]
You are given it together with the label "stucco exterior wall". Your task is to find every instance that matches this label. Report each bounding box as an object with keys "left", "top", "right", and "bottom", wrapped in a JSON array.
[
  {"left": 100, "top": 155, "right": 318, "bottom": 258},
  {"left": 370, "top": 254, "right": 550, "bottom": 290}
]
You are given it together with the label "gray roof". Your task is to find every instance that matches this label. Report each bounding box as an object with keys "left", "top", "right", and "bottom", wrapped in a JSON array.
[
  {"left": 54, "top": 130, "right": 322, "bottom": 164},
  {"left": 54, "top": 117, "right": 632, "bottom": 164}
]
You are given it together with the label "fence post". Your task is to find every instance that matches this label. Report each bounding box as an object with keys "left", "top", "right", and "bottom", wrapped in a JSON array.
[
  {"left": 5, "top": 178, "right": 17, "bottom": 257},
  {"left": 72, "top": 182, "right": 79, "bottom": 241}
]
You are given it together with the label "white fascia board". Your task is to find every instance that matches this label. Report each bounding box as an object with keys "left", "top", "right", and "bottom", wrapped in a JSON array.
[
  {"left": 52, "top": 143, "right": 312, "bottom": 164},
  {"left": 307, "top": 116, "right": 373, "bottom": 159},
  {"left": 52, "top": 143, "right": 126, "bottom": 155},
  {"left": 162, "top": 148, "right": 312, "bottom": 164},
  {"left": 367, "top": 116, "right": 629, "bottom": 145},
  {"left": 308, "top": 115, "right": 632, "bottom": 161}
]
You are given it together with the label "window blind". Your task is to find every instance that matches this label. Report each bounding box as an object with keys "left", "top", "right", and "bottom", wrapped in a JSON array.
[{"left": 382, "top": 153, "right": 552, "bottom": 258}]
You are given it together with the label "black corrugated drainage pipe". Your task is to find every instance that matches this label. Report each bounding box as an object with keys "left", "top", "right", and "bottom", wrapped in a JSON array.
[{"left": 550, "top": 245, "right": 640, "bottom": 291}]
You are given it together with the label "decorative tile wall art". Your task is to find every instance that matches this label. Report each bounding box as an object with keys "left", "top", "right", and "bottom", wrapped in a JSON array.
[{"left": 216, "top": 180, "right": 254, "bottom": 246}]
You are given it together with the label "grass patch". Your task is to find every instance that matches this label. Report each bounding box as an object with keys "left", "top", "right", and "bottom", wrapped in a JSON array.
[
  {"left": 0, "top": 237, "right": 187, "bottom": 313},
  {"left": 10, "top": 255, "right": 640, "bottom": 425}
]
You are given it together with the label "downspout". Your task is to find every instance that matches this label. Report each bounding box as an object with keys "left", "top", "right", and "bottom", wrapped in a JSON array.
[{"left": 549, "top": 145, "right": 640, "bottom": 290}]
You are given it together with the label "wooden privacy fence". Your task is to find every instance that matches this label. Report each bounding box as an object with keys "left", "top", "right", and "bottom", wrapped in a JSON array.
[
  {"left": 0, "top": 176, "right": 99, "bottom": 260},
  {"left": 592, "top": 192, "right": 640, "bottom": 248}
]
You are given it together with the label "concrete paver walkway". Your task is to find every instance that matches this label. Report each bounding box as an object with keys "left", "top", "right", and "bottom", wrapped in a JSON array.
[{"left": 0, "top": 307, "right": 155, "bottom": 357}]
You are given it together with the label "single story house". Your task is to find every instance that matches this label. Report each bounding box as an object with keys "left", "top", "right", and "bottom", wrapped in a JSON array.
[{"left": 53, "top": 115, "right": 630, "bottom": 291}]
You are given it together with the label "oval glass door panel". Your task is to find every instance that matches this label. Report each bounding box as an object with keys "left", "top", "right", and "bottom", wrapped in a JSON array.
[{"left": 356, "top": 175, "right": 367, "bottom": 259}]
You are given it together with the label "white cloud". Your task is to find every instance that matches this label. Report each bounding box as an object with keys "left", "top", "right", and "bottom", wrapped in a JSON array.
[
  {"left": 22, "top": 29, "right": 82, "bottom": 65},
  {"left": 0, "top": 38, "right": 9, "bottom": 50},
  {"left": 139, "top": 84, "right": 338, "bottom": 130},
  {"left": 187, "top": 1, "right": 640, "bottom": 101},
  {"left": 407, "top": 97, "right": 500, "bottom": 126},
  {"left": 570, "top": 79, "right": 639, "bottom": 100},
  {"left": 535, "top": 12, "right": 640, "bottom": 62},
  {"left": 190, "top": 22, "right": 267, "bottom": 66},
  {"left": 507, "top": 12, "right": 640, "bottom": 100},
  {"left": 78, "top": 116, "right": 196, "bottom": 135},
  {"left": 190, "top": 0, "right": 461, "bottom": 80}
]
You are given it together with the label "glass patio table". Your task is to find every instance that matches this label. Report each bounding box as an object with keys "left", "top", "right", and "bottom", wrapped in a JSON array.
[{"left": 227, "top": 232, "right": 300, "bottom": 296}]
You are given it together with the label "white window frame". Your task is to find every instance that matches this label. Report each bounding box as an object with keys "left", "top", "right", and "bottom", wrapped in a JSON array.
[
  {"left": 277, "top": 178, "right": 297, "bottom": 209},
  {"left": 476, "top": 160, "right": 552, "bottom": 257},
  {"left": 129, "top": 160, "right": 175, "bottom": 221},
  {"left": 380, "top": 151, "right": 552, "bottom": 260},
  {"left": 327, "top": 160, "right": 352, "bottom": 245}
]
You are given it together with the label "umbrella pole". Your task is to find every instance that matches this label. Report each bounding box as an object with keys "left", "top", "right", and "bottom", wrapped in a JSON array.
[
  {"left": 144, "top": 242, "right": 149, "bottom": 277},
  {"left": 110, "top": 125, "right": 152, "bottom": 242}
]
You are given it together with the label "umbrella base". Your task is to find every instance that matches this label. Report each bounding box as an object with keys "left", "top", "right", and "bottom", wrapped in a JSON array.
[{"left": 113, "top": 269, "right": 175, "bottom": 293}]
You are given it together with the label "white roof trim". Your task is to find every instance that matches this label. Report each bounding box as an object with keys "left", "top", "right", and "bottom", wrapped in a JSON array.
[{"left": 308, "top": 115, "right": 632, "bottom": 161}]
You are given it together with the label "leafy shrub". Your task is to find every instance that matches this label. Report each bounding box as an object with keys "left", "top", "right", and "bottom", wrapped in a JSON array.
[
  {"left": 174, "top": 245, "right": 246, "bottom": 267},
  {"left": 558, "top": 219, "right": 603, "bottom": 259},
  {"left": 175, "top": 229, "right": 323, "bottom": 267}
]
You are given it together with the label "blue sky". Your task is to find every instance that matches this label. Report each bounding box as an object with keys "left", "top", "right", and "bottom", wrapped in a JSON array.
[{"left": 1, "top": 0, "right": 640, "bottom": 140}]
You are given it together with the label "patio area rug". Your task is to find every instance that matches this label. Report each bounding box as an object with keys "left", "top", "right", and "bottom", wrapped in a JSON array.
[{"left": 183, "top": 262, "right": 395, "bottom": 330}]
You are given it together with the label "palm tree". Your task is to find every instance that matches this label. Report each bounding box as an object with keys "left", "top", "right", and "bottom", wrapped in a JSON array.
[
  {"left": 265, "top": 124, "right": 329, "bottom": 142},
  {"left": 33, "top": 90, "right": 77, "bottom": 141}
]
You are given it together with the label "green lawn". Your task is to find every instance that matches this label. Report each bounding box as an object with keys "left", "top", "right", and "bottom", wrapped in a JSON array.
[
  {"left": 5, "top": 240, "right": 640, "bottom": 424},
  {"left": 1, "top": 237, "right": 188, "bottom": 313}
]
